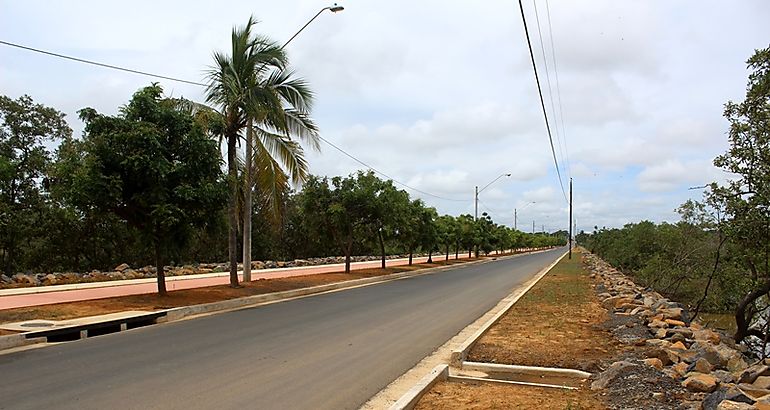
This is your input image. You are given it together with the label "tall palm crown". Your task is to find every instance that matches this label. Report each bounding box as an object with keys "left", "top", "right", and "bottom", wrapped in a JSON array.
[{"left": 205, "top": 17, "right": 320, "bottom": 286}]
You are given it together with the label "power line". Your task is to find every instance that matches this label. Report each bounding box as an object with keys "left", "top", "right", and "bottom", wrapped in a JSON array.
[
  {"left": 544, "top": 0, "right": 572, "bottom": 178},
  {"left": 0, "top": 39, "right": 207, "bottom": 86},
  {"left": 517, "top": 0, "right": 568, "bottom": 204},
  {"left": 317, "top": 136, "right": 469, "bottom": 202},
  {"left": 531, "top": 0, "right": 568, "bottom": 182},
  {"left": 1, "top": 39, "right": 469, "bottom": 203}
]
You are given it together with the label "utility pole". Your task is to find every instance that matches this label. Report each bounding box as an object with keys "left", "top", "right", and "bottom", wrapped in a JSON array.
[
  {"left": 532, "top": 220, "right": 535, "bottom": 234},
  {"left": 474, "top": 186, "right": 479, "bottom": 221},
  {"left": 514, "top": 208, "right": 517, "bottom": 230},
  {"left": 542, "top": 224, "right": 544, "bottom": 233},
  {"left": 569, "top": 178, "right": 572, "bottom": 259}
]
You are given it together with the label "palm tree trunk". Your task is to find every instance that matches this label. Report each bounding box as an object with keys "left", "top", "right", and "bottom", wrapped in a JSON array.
[
  {"left": 242, "top": 120, "right": 253, "bottom": 283},
  {"left": 227, "top": 132, "right": 240, "bottom": 288}
]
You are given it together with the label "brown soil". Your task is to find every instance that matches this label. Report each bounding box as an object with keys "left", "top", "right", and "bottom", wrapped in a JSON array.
[
  {"left": 416, "top": 249, "right": 621, "bottom": 409},
  {"left": 467, "top": 250, "right": 622, "bottom": 372},
  {"left": 415, "top": 379, "right": 604, "bottom": 410},
  {"left": 0, "top": 258, "right": 480, "bottom": 325}
]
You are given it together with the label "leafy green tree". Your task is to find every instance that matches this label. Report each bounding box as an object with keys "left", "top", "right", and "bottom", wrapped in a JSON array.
[
  {"left": 708, "top": 46, "right": 770, "bottom": 344},
  {"left": 299, "top": 172, "right": 379, "bottom": 273},
  {"left": 436, "top": 215, "right": 457, "bottom": 261},
  {"left": 457, "top": 214, "right": 476, "bottom": 258},
  {"left": 74, "top": 85, "right": 226, "bottom": 294},
  {"left": 205, "top": 17, "right": 318, "bottom": 286},
  {"left": 0, "top": 94, "right": 71, "bottom": 274}
]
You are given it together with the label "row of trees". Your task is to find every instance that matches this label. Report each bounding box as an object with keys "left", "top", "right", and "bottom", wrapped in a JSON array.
[
  {"left": 579, "top": 46, "right": 770, "bottom": 349},
  {"left": 0, "top": 90, "right": 564, "bottom": 293}
]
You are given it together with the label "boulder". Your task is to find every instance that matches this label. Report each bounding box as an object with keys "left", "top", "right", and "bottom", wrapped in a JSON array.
[
  {"left": 756, "top": 394, "right": 770, "bottom": 410},
  {"left": 683, "top": 373, "right": 719, "bottom": 393},
  {"left": 0, "top": 273, "right": 11, "bottom": 284},
  {"left": 673, "top": 362, "right": 690, "bottom": 377},
  {"left": 666, "top": 319, "right": 687, "bottom": 327},
  {"left": 695, "top": 357, "right": 715, "bottom": 374},
  {"left": 717, "top": 401, "right": 757, "bottom": 410},
  {"left": 42, "top": 273, "right": 58, "bottom": 286},
  {"left": 114, "top": 263, "right": 130, "bottom": 272},
  {"left": 694, "top": 328, "right": 723, "bottom": 345},
  {"left": 660, "top": 307, "right": 685, "bottom": 321}
]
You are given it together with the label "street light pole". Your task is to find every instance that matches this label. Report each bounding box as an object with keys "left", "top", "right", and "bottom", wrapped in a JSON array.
[
  {"left": 243, "top": 4, "right": 344, "bottom": 283},
  {"left": 475, "top": 173, "right": 511, "bottom": 221}
]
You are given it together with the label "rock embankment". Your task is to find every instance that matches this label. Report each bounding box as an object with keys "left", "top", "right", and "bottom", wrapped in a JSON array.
[
  {"left": 585, "top": 252, "right": 769, "bottom": 410},
  {"left": 0, "top": 254, "right": 418, "bottom": 288}
]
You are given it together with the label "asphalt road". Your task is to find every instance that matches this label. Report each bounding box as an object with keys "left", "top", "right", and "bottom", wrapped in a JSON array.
[{"left": 0, "top": 248, "right": 564, "bottom": 410}]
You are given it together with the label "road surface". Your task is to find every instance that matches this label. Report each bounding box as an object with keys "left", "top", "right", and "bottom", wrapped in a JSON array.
[{"left": 0, "top": 248, "right": 564, "bottom": 410}]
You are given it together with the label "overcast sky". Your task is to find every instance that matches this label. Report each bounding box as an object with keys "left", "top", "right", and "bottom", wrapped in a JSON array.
[{"left": 1, "top": 1, "right": 768, "bottom": 233}]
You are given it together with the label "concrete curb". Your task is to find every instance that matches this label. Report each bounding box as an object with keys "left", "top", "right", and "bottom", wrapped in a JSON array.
[
  {"left": 450, "top": 250, "right": 568, "bottom": 366},
  {"left": 447, "top": 374, "right": 577, "bottom": 390},
  {"left": 461, "top": 361, "right": 592, "bottom": 380},
  {"left": 387, "top": 365, "right": 449, "bottom": 410}
]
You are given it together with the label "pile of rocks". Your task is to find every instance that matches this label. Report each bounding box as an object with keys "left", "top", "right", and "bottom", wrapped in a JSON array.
[
  {"left": 0, "top": 253, "right": 425, "bottom": 288},
  {"left": 585, "top": 253, "right": 770, "bottom": 410}
]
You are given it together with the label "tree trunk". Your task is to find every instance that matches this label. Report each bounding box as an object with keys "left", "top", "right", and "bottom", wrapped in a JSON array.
[
  {"left": 242, "top": 120, "right": 253, "bottom": 282},
  {"left": 468, "top": 248, "right": 472, "bottom": 258},
  {"left": 227, "top": 132, "right": 239, "bottom": 288},
  {"left": 455, "top": 242, "right": 459, "bottom": 260},
  {"left": 427, "top": 249, "right": 433, "bottom": 264},
  {"left": 735, "top": 277, "right": 770, "bottom": 343},
  {"left": 409, "top": 248, "right": 413, "bottom": 265},
  {"left": 378, "top": 229, "right": 386, "bottom": 269},
  {"left": 344, "top": 235, "right": 353, "bottom": 273},
  {"left": 154, "top": 239, "right": 167, "bottom": 296},
  {"left": 445, "top": 244, "right": 449, "bottom": 261}
]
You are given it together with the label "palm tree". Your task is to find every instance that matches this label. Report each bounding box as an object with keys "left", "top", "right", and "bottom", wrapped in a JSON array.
[{"left": 205, "top": 17, "right": 319, "bottom": 287}]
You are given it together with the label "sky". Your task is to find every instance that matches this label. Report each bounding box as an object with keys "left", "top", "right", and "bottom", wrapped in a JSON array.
[{"left": 1, "top": 0, "right": 768, "bottom": 234}]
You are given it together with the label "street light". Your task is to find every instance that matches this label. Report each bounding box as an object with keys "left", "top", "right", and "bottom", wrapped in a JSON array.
[
  {"left": 243, "top": 4, "right": 343, "bottom": 282},
  {"left": 475, "top": 173, "right": 511, "bottom": 220},
  {"left": 282, "top": 4, "right": 345, "bottom": 48},
  {"left": 514, "top": 201, "right": 535, "bottom": 230}
]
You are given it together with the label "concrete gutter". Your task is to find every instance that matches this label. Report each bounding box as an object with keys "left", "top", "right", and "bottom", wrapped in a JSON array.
[
  {"left": 387, "top": 365, "right": 449, "bottom": 410},
  {"left": 460, "top": 361, "right": 592, "bottom": 380},
  {"left": 449, "top": 250, "right": 568, "bottom": 366},
  {"left": 447, "top": 374, "right": 578, "bottom": 390}
]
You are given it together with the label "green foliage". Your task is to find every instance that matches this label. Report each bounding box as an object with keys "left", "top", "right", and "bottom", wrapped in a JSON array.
[
  {"left": 0, "top": 94, "right": 71, "bottom": 274},
  {"left": 72, "top": 85, "right": 226, "bottom": 293}
]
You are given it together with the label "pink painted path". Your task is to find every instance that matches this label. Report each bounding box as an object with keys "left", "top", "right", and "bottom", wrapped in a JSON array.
[{"left": 0, "top": 253, "right": 479, "bottom": 310}]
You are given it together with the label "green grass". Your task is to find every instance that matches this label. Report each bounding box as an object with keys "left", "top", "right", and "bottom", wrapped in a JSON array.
[{"left": 521, "top": 254, "right": 591, "bottom": 306}]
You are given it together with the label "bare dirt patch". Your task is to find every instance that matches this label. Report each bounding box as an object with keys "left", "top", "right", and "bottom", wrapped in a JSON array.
[
  {"left": 415, "top": 379, "right": 604, "bottom": 410},
  {"left": 415, "top": 249, "right": 622, "bottom": 409},
  {"left": 467, "top": 251, "right": 622, "bottom": 372},
  {"left": 0, "top": 258, "right": 481, "bottom": 325}
]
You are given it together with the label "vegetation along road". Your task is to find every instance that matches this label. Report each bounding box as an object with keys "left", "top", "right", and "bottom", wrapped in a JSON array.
[{"left": 0, "top": 248, "right": 563, "bottom": 410}]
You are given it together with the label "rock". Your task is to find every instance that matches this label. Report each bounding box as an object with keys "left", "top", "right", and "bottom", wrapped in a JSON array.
[
  {"left": 644, "top": 358, "right": 664, "bottom": 370},
  {"left": 673, "top": 362, "right": 691, "bottom": 377},
  {"left": 695, "top": 328, "right": 723, "bottom": 344},
  {"left": 694, "top": 342, "right": 729, "bottom": 368},
  {"left": 647, "top": 347, "right": 676, "bottom": 365},
  {"left": 740, "top": 365, "right": 770, "bottom": 384},
  {"left": 666, "top": 318, "right": 687, "bottom": 327},
  {"left": 114, "top": 263, "right": 130, "bottom": 272},
  {"left": 591, "top": 360, "right": 636, "bottom": 390},
  {"left": 695, "top": 357, "right": 715, "bottom": 374},
  {"left": 671, "top": 341, "right": 688, "bottom": 350},
  {"left": 655, "top": 327, "right": 668, "bottom": 339},
  {"left": 717, "top": 401, "right": 757, "bottom": 410},
  {"left": 661, "top": 307, "right": 685, "bottom": 321},
  {"left": 730, "top": 356, "right": 750, "bottom": 373},
  {"left": 738, "top": 383, "right": 770, "bottom": 399},
  {"left": 0, "top": 273, "right": 11, "bottom": 284},
  {"left": 683, "top": 373, "right": 719, "bottom": 393},
  {"left": 42, "top": 273, "right": 58, "bottom": 285},
  {"left": 757, "top": 394, "right": 770, "bottom": 410},
  {"left": 649, "top": 318, "right": 669, "bottom": 328},
  {"left": 601, "top": 296, "right": 624, "bottom": 310},
  {"left": 754, "top": 377, "right": 770, "bottom": 390},
  {"left": 670, "top": 332, "right": 688, "bottom": 344},
  {"left": 713, "top": 370, "right": 737, "bottom": 384}
]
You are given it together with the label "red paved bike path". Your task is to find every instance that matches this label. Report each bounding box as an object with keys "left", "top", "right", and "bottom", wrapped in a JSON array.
[{"left": 0, "top": 253, "right": 474, "bottom": 310}]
